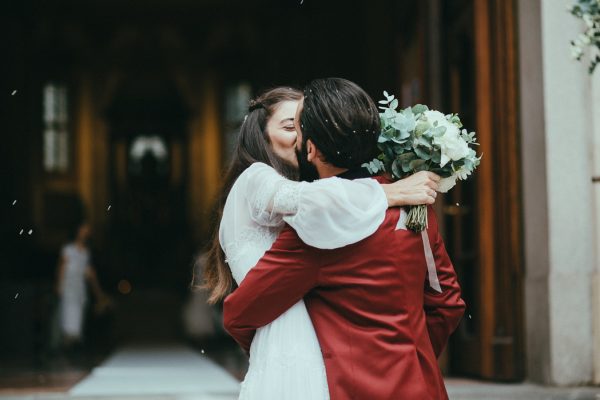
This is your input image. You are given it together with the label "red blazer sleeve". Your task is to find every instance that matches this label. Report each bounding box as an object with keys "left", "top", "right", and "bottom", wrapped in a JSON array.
[
  {"left": 423, "top": 206, "right": 466, "bottom": 357},
  {"left": 223, "top": 225, "right": 320, "bottom": 353}
]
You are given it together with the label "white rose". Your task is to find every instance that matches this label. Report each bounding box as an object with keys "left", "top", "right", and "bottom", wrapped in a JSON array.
[
  {"left": 433, "top": 130, "right": 470, "bottom": 167},
  {"left": 423, "top": 110, "right": 448, "bottom": 128},
  {"left": 423, "top": 110, "right": 469, "bottom": 167}
]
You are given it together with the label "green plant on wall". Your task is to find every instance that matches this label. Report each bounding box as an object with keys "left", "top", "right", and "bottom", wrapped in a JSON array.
[{"left": 570, "top": 0, "right": 600, "bottom": 74}]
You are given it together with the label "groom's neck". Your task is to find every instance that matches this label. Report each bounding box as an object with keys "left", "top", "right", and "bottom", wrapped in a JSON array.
[{"left": 316, "top": 162, "right": 348, "bottom": 179}]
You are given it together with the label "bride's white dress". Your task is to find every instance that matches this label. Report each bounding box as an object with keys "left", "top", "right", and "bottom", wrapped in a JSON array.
[{"left": 219, "top": 162, "right": 388, "bottom": 400}]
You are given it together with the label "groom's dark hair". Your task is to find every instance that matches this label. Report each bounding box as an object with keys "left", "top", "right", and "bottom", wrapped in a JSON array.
[{"left": 300, "top": 78, "right": 380, "bottom": 169}]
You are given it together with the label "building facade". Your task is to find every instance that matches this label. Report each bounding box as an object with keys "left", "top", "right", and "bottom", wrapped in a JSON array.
[{"left": 0, "top": 0, "right": 598, "bottom": 387}]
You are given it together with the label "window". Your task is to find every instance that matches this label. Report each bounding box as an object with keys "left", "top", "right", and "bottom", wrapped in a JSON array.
[{"left": 43, "top": 83, "right": 69, "bottom": 172}]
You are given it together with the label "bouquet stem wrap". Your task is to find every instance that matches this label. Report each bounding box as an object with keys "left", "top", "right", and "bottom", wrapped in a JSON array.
[{"left": 405, "top": 204, "right": 428, "bottom": 233}]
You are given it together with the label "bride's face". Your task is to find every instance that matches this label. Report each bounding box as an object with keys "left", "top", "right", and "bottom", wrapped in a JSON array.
[{"left": 267, "top": 100, "right": 299, "bottom": 168}]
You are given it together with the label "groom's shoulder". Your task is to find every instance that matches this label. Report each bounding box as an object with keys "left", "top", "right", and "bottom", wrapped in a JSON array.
[
  {"left": 273, "top": 225, "right": 334, "bottom": 258},
  {"left": 276, "top": 224, "right": 317, "bottom": 251}
]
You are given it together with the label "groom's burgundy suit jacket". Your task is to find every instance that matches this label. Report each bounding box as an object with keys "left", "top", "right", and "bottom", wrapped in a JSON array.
[{"left": 223, "top": 174, "right": 466, "bottom": 400}]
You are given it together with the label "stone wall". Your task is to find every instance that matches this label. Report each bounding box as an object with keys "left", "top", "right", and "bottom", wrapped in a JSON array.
[{"left": 518, "top": 0, "right": 598, "bottom": 386}]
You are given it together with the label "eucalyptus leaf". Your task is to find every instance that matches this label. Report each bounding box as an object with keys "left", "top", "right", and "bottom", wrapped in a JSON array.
[
  {"left": 415, "top": 121, "right": 430, "bottom": 136},
  {"left": 414, "top": 136, "right": 432, "bottom": 149},
  {"left": 392, "top": 159, "right": 402, "bottom": 178},
  {"left": 370, "top": 160, "right": 382, "bottom": 173},
  {"left": 398, "top": 152, "right": 416, "bottom": 163},
  {"left": 384, "top": 108, "right": 395, "bottom": 119},
  {"left": 412, "top": 104, "right": 428, "bottom": 115},
  {"left": 413, "top": 145, "right": 432, "bottom": 160},
  {"left": 431, "top": 149, "right": 441, "bottom": 164},
  {"left": 393, "top": 144, "right": 407, "bottom": 154},
  {"left": 409, "top": 159, "right": 428, "bottom": 171}
]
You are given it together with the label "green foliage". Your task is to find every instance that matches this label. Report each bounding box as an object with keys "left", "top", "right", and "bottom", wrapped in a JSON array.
[{"left": 569, "top": 0, "right": 600, "bottom": 74}]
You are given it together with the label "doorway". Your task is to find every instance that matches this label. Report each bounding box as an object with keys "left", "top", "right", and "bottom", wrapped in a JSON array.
[{"left": 105, "top": 78, "right": 192, "bottom": 342}]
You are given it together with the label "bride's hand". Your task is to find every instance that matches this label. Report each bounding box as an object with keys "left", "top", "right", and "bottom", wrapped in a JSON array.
[{"left": 381, "top": 171, "right": 441, "bottom": 207}]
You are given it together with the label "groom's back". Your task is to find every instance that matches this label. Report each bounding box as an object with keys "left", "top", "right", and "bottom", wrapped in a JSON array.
[
  {"left": 304, "top": 198, "right": 464, "bottom": 400},
  {"left": 223, "top": 177, "right": 465, "bottom": 400}
]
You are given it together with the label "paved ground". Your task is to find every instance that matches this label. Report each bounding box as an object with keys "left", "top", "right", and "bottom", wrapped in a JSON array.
[
  {"left": 446, "top": 378, "right": 600, "bottom": 400},
  {"left": 0, "top": 382, "right": 598, "bottom": 400},
  {"left": 0, "top": 344, "right": 598, "bottom": 400},
  {"left": 69, "top": 345, "right": 239, "bottom": 399}
]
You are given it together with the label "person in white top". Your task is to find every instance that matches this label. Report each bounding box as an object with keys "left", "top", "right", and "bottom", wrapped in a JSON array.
[
  {"left": 55, "top": 222, "right": 111, "bottom": 348},
  {"left": 200, "top": 87, "right": 440, "bottom": 400}
]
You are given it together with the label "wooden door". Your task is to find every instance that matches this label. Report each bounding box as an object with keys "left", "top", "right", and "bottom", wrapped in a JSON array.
[{"left": 437, "top": 0, "right": 525, "bottom": 380}]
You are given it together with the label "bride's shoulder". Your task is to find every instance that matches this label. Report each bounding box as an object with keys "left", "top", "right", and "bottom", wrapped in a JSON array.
[
  {"left": 229, "top": 162, "right": 273, "bottom": 193},
  {"left": 245, "top": 162, "right": 273, "bottom": 173},
  {"left": 237, "top": 162, "right": 278, "bottom": 182}
]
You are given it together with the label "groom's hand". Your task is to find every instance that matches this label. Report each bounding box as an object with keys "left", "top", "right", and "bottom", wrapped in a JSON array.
[{"left": 382, "top": 171, "right": 441, "bottom": 206}]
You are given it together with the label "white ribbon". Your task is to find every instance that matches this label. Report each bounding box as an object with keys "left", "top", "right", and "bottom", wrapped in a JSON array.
[
  {"left": 396, "top": 208, "right": 408, "bottom": 230},
  {"left": 396, "top": 209, "right": 442, "bottom": 293},
  {"left": 421, "top": 229, "right": 442, "bottom": 293}
]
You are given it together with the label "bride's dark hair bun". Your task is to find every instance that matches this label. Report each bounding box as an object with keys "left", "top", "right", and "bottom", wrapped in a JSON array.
[{"left": 248, "top": 99, "right": 264, "bottom": 112}]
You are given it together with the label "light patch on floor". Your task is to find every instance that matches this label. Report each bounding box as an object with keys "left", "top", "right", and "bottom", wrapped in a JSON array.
[{"left": 68, "top": 345, "right": 239, "bottom": 400}]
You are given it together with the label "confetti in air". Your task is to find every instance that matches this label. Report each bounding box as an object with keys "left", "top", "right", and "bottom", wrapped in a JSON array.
[
  {"left": 12, "top": 200, "right": 17, "bottom": 205},
  {"left": 19, "top": 229, "right": 24, "bottom": 235},
  {"left": 11, "top": 90, "right": 17, "bottom": 96},
  {"left": 107, "top": 205, "right": 112, "bottom": 211},
  {"left": 201, "top": 349, "right": 205, "bottom": 354},
  {"left": 14, "top": 293, "right": 19, "bottom": 299},
  {"left": 468, "top": 314, "right": 472, "bottom": 319},
  {"left": 456, "top": 203, "right": 460, "bottom": 207},
  {"left": 28, "top": 229, "right": 33, "bottom": 235}
]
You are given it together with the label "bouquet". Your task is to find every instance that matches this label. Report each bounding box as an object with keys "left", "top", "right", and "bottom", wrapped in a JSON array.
[{"left": 363, "top": 91, "right": 481, "bottom": 232}]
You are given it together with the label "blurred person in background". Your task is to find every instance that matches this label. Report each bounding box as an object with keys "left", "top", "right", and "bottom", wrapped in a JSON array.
[{"left": 55, "top": 221, "right": 112, "bottom": 352}]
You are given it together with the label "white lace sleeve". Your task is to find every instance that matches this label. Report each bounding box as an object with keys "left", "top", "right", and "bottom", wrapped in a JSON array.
[
  {"left": 243, "top": 162, "right": 388, "bottom": 249},
  {"left": 284, "top": 176, "right": 387, "bottom": 249},
  {"left": 243, "top": 163, "right": 302, "bottom": 227}
]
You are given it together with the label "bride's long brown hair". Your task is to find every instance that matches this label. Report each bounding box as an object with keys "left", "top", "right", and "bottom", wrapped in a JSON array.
[{"left": 195, "top": 87, "right": 303, "bottom": 304}]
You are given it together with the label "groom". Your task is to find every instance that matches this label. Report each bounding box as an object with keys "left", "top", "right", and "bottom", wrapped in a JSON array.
[{"left": 223, "top": 78, "right": 465, "bottom": 399}]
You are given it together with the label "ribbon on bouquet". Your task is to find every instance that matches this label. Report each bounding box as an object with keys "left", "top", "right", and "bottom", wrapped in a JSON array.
[
  {"left": 421, "top": 230, "right": 442, "bottom": 293},
  {"left": 396, "top": 209, "right": 442, "bottom": 292}
]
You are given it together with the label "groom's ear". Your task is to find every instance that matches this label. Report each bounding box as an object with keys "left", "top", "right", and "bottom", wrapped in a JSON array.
[
  {"left": 306, "top": 139, "right": 326, "bottom": 164},
  {"left": 306, "top": 139, "right": 317, "bottom": 163}
]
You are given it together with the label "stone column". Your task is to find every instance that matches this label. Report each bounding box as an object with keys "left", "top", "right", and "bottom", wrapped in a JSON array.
[
  {"left": 591, "top": 42, "right": 600, "bottom": 386},
  {"left": 518, "top": 0, "right": 596, "bottom": 386}
]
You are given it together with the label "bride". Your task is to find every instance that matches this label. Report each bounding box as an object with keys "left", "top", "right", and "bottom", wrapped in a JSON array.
[{"left": 201, "top": 87, "right": 440, "bottom": 399}]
